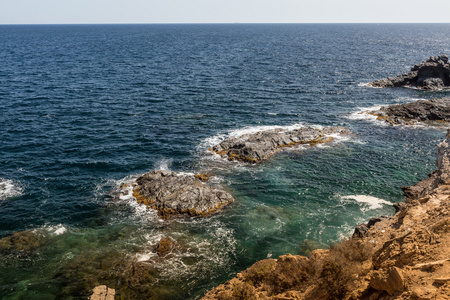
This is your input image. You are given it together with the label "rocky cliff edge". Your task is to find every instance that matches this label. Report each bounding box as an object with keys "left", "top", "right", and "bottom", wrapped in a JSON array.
[{"left": 202, "top": 131, "right": 450, "bottom": 300}]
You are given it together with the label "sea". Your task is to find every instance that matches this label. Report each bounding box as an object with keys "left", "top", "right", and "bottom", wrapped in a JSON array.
[{"left": 1, "top": 24, "right": 449, "bottom": 299}]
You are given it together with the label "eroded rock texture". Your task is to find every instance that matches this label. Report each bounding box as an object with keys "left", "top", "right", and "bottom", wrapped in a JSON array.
[
  {"left": 371, "top": 55, "right": 450, "bottom": 90},
  {"left": 210, "top": 126, "right": 351, "bottom": 163}
]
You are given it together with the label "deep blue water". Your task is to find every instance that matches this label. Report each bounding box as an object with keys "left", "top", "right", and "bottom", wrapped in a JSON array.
[{"left": 1, "top": 24, "right": 450, "bottom": 299}]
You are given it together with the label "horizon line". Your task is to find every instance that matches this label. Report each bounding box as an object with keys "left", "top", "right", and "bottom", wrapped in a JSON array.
[{"left": 1, "top": 22, "right": 450, "bottom": 26}]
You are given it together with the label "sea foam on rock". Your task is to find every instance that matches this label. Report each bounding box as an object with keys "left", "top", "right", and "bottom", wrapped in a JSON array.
[
  {"left": 209, "top": 126, "right": 351, "bottom": 163},
  {"left": 130, "top": 170, "right": 234, "bottom": 218},
  {"left": 371, "top": 55, "right": 450, "bottom": 90}
]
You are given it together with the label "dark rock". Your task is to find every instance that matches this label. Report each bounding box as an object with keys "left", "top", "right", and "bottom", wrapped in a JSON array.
[
  {"left": 367, "top": 216, "right": 389, "bottom": 228},
  {"left": 209, "top": 126, "right": 351, "bottom": 163},
  {"left": 371, "top": 55, "right": 450, "bottom": 90},
  {"left": 353, "top": 224, "right": 369, "bottom": 238},
  {"left": 367, "top": 97, "right": 450, "bottom": 125},
  {"left": 132, "top": 170, "right": 233, "bottom": 218},
  {"left": 393, "top": 202, "right": 405, "bottom": 213}
]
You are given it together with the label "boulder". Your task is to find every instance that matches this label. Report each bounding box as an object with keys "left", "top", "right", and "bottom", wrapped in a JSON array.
[
  {"left": 371, "top": 55, "right": 450, "bottom": 90},
  {"left": 132, "top": 170, "right": 233, "bottom": 218},
  {"left": 209, "top": 126, "right": 351, "bottom": 163}
]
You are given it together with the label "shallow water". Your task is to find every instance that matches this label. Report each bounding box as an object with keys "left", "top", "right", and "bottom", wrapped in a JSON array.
[{"left": 1, "top": 24, "right": 449, "bottom": 299}]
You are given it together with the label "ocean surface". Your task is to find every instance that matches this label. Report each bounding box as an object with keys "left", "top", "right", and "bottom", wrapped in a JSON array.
[{"left": 1, "top": 24, "right": 450, "bottom": 299}]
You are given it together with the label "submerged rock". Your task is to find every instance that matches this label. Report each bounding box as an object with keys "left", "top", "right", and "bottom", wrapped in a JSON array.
[
  {"left": 209, "top": 126, "right": 351, "bottom": 163},
  {"left": 156, "top": 237, "right": 176, "bottom": 257},
  {"left": 366, "top": 97, "right": 450, "bottom": 125},
  {"left": 132, "top": 170, "right": 233, "bottom": 218},
  {"left": 371, "top": 55, "right": 450, "bottom": 90},
  {"left": 0, "top": 230, "right": 46, "bottom": 257}
]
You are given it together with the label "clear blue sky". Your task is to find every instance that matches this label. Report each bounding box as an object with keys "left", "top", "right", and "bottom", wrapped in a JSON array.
[{"left": 1, "top": 0, "right": 450, "bottom": 24}]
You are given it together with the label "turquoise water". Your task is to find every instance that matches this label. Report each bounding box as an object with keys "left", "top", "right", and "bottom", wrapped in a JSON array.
[{"left": 0, "top": 24, "right": 449, "bottom": 299}]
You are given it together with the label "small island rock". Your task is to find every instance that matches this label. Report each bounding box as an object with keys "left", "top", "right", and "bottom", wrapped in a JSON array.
[
  {"left": 371, "top": 55, "right": 450, "bottom": 90},
  {"left": 132, "top": 170, "right": 233, "bottom": 218},
  {"left": 366, "top": 97, "right": 450, "bottom": 125},
  {"left": 209, "top": 126, "right": 351, "bottom": 163}
]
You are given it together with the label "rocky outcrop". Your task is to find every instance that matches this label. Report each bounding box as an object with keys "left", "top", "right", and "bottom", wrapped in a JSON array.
[
  {"left": 367, "top": 97, "right": 450, "bottom": 125},
  {"left": 88, "top": 286, "right": 115, "bottom": 300},
  {"left": 371, "top": 55, "right": 450, "bottom": 90},
  {"left": 209, "top": 126, "right": 351, "bottom": 163},
  {"left": 202, "top": 131, "right": 450, "bottom": 300},
  {"left": 131, "top": 170, "right": 233, "bottom": 218}
]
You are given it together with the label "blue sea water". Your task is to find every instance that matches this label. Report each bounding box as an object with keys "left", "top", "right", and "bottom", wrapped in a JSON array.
[{"left": 1, "top": 24, "right": 450, "bottom": 299}]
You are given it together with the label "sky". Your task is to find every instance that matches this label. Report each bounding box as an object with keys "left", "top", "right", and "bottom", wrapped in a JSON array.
[{"left": 1, "top": 0, "right": 450, "bottom": 24}]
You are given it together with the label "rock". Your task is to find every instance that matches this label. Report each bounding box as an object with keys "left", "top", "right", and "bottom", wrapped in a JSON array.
[
  {"left": 371, "top": 55, "right": 450, "bottom": 90},
  {"left": 366, "top": 97, "right": 450, "bottom": 126},
  {"left": 209, "top": 126, "right": 351, "bottom": 163},
  {"left": 0, "top": 230, "right": 46, "bottom": 257},
  {"left": 88, "top": 286, "right": 115, "bottom": 300},
  {"left": 132, "top": 170, "right": 233, "bottom": 218},
  {"left": 353, "top": 224, "right": 369, "bottom": 238},
  {"left": 353, "top": 216, "right": 389, "bottom": 238},
  {"left": 370, "top": 267, "right": 404, "bottom": 295},
  {"left": 367, "top": 216, "right": 389, "bottom": 227},
  {"left": 156, "top": 237, "right": 175, "bottom": 256},
  {"left": 403, "top": 130, "right": 450, "bottom": 201}
]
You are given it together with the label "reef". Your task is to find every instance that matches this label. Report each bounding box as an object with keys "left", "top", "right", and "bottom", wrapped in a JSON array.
[
  {"left": 371, "top": 55, "right": 450, "bottom": 90},
  {"left": 209, "top": 126, "right": 351, "bottom": 163},
  {"left": 131, "top": 170, "right": 234, "bottom": 218},
  {"left": 202, "top": 131, "right": 450, "bottom": 300},
  {"left": 366, "top": 97, "right": 450, "bottom": 125}
]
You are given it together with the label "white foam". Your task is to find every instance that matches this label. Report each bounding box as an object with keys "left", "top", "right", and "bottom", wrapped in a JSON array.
[
  {"left": 346, "top": 105, "right": 388, "bottom": 124},
  {"left": 340, "top": 195, "right": 392, "bottom": 211},
  {"left": 198, "top": 123, "right": 306, "bottom": 151},
  {"left": 154, "top": 158, "right": 173, "bottom": 171},
  {"left": 0, "top": 179, "right": 23, "bottom": 201},
  {"left": 37, "top": 224, "right": 68, "bottom": 236}
]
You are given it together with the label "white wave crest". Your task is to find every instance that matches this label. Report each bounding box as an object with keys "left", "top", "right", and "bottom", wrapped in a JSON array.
[
  {"left": 340, "top": 195, "right": 392, "bottom": 211},
  {"left": 345, "top": 105, "right": 387, "bottom": 124},
  {"left": 197, "top": 123, "right": 306, "bottom": 151},
  {"left": 154, "top": 158, "right": 173, "bottom": 171},
  {"left": 0, "top": 179, "right": 23, "bottom": 201}
]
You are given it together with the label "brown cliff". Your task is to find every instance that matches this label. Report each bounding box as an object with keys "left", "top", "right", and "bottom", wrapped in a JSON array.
[{"left": 202, "top": 131, "right": 450, "bottom": 300}]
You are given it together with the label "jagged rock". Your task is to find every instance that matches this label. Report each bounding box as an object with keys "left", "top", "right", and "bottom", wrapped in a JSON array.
[
  {"left": 366, "top": 97, "right": 450, "bottom": 126},
  {"left": 88, "top": 286, "right": 115, "bottom": 300},
  {"left": 371, "top": 55, "right": 450, "bottom": 90},
  {"left": 353, "top": 216, "right": 389, "bottom": 238},
  {"left": 132, "top": 170, "right": 233, "bottom": 218},
  {"left": 209, "top": 126, "right": 351, "bottom": 163},
  {"left": 353, "top": 224, "right": 369, "bottom": 238}
]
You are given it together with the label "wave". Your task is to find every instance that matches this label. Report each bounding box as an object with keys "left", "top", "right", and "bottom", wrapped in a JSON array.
[
  {"left": 0, "top": 179, "right": 23, "bottom": 201},
  {"left": 340, "top": 194, "right": 392, "bottom": 211}
]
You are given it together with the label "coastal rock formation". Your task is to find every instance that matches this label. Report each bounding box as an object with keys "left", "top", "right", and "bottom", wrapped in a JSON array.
[
  {"left": 131, "top": 170, "right": 233, "bottom": 218},
  {"left": 367, "top": 97, "right": 450, "bottom": 125},
  {"left": 371, "top": 55, "right": 450, "bottom": 90},
  {"left": 88, "top": 286, "right": 115, "bottom": 300},
  {"left": 202, "top": 131, "right": 450, "bottom": 300},
  {"left": 210, "top": 126, "right": 351, "bottom": 163}
]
